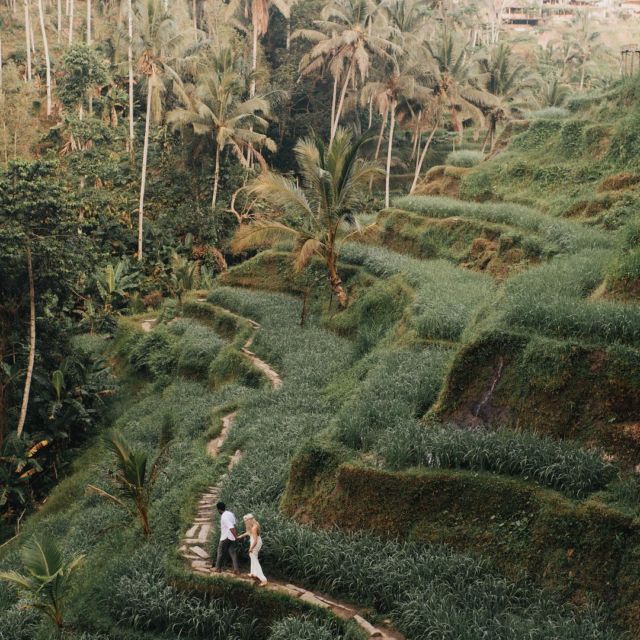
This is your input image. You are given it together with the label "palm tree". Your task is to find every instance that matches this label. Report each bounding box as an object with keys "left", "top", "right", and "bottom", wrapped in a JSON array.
[
  {"left": 231, "top": 129, "right": 379, "bottom": 307},
  {"left": 133, "top": 0, "right": 190, "bottom": 261},
  {"left": 246, "top": 0, "right": 291, "bottom": 97},
  {"left": 363, "top": 52, "right": 431, "bottom": 207},
  {"left": 0, "top": 536, "right": 84, "bottom": 630},
  {"left": 476, "top": 42, "right": 534, "bottom": 151},
  {"left": 168, "top": 47, "right": 276, "bottom": 208},
  {"left": 424, "top": 26, "right": 491, "bottom": 140},
  {"left": 295, "top": 0, "right": 399, "bottom": 143},
  {"left": 88, "top": 430, "right": 166, "bottom": 536},
  {"left": 35, "top": 0, "right": 51, "bottom": 116}
]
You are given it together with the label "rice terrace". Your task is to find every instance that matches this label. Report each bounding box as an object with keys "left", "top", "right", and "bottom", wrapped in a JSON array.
[{"left": 2, "top": 0, "right": 640, "bottom": 638}]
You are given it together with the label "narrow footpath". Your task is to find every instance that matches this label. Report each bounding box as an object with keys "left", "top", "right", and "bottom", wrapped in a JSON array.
[{"left": 141, "top": 307, "right": 402, "bottom": 639}]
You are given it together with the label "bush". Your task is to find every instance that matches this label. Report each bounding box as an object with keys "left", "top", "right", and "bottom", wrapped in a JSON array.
[
  {"left": 380, "top": 423, "right": 617, "bottom": 497},
  {"left": 446, "top": 150, "right": 484, "bottom": 168},
  {"left": 528, "top": 107, "right": 570, "bottom": 120},
  {"left": 268, "top": 616, "right": 345, "bottom": 640}
]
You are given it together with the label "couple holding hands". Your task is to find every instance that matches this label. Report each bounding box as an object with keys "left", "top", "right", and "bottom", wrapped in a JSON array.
[{"left": 213, "top": 501, "right": 267, "bottom": 585}]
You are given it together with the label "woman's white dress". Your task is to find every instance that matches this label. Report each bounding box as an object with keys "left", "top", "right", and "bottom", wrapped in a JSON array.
[{"left": 249, "top": 534, "right": 267, "bottom": 583}]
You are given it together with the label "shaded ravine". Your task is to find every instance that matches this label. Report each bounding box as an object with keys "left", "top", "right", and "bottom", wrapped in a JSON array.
[{"left": 139, "top": 307, "right": 402, "bottom": 639}]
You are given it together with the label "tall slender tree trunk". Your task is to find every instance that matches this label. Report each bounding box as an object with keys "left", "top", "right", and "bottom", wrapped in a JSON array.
[
  {"left": 369, "top": 106, "right": 388, "bottom": 191},
  {"left": 16, "top": 242, "right": 36, "bottom": 439},
  {"left": 24, "top": 1, "right": 32, "bottom": 81},
  {"left": 86, "top": 0, "right": 91, "bottom": 44},
  {"left": 326, "top": 243, "right": 347, "bottom": 308},
  {"left": 250, "top": 21, "right": 258, "bottom": 97},
  {"left": 286, "top": 17, "right": 291, "bottom": 50},
  {"left": 37, "top": 0, "right": 52, "bottom": 116},
  {"left": 211, "top": 144, "right": 220, "bottom": 209},
  {"left": 410, "top": 120, "right": 439, "bottom": 195},
  {"left": 138, "top": 75, "right": 153, "bottom": 262},
  {"left": 331, "top": 60, "right": 353, "bottom": 144},
  {"left": 68, "top": 0, "right": 73, "bottom": 45},
  {"left": 127, "top": 0, "right": 134, "bottom": 150},
  {"left": 330, "top": 73, "right": 338, "bottom": 133},
  {"left": 385, "top": 100, "right": 396, "bottom": 209},
  {"left": 57, "top": 0, "right": 61, "bottom": 43}
]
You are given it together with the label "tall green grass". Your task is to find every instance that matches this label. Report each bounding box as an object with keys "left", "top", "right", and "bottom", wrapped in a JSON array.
[
  {"left": 108, "top": 547, "right": 257, "bottom": 639},
  {"left": 209, "top": 288, "right": 625, "bottom": 639},
  {"left": 340, "top": 243, "right": 494, "bottom": 341},
  {"left": 500, "top": 251, "right": 640, "bottom": 345},
  {"left": 335, "top": 347, "right": 451, "bottom": 450},
  {"left": 380, "top": 423, "right": 617, "bottom": 497},
  {"left": 393, "top": 195, "right": 611, "bottom": 252},
  {"left": 250, "top": 509, "right": 620, "bottom": 640},
  {"left": 268, "top": 615, "right": 354, "bottom": 640}
]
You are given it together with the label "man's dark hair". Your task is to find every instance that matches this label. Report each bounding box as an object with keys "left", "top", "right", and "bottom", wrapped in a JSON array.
[{"left": 216, "top": 502, "right": 226, "bottom": 511}]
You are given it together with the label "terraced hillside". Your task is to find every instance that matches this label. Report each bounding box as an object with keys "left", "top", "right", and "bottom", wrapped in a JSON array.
[{"left": 2, "top": 83, "right": 640, "bottom": 640}]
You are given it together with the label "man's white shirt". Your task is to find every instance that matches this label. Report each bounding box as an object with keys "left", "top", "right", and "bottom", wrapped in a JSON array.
[{"left": 220, "top": 510, "right": 237, "bottom": 541}]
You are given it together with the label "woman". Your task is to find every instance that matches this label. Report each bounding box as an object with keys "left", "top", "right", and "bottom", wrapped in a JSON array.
[{"left": 239, "top": 513, "right": 267, "bottom": 585}]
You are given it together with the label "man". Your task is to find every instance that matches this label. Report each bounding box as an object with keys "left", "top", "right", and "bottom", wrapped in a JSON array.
[{"left": 214, "top": 501, "right": 239, "bottom": 574}]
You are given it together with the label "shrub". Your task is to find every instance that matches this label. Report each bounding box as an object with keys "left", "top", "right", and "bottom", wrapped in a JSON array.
[
  {"left": 171, "top": 321, "right": 226, "bottom": 378},
  {"left": 127, "top": 326, "right": 177, "bottom": 378},
  {"left": 528, "top": 107, "right": 570, "bottom": 120},
  {"left": 380, "top": 423, "right": 617, "bottom": 497},
  {"left": 446, "top": 150, "right": 484, "bottom": 168},
  {"left": 268, "top": 616, "right": 346, "bottom": 640}
]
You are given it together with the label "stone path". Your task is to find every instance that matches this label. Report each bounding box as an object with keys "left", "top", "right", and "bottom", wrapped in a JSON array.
[{"left": 142, "top": 306, "right": 402, "bottom": 639}]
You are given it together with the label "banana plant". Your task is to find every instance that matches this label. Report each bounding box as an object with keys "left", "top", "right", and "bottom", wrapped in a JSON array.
[
  {"left": 94, "top": 260, "right": 139, "bottom": 313},
  {"left": 0, "top": 536, "right": 84, "bottom": 631},
  {"left": 169, "top": 252, "right": 200, "bottom": 307},
  {"left": 87, "top": 430, "right": 168, "bottom": 536}
]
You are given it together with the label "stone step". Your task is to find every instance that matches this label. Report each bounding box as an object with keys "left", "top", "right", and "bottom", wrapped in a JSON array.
[
  {"left": 198, "top": 524, "right": 212, "bottom": 542},
  {"left": 185, "top": 524, "right": 200, "bottom": 538},
  {"left": 191, "top": 545, "right": 210, "bottom": 559},
  {"left": 353, "top": 615, "right": 384, "bottom": 638},
  {"left": 299, "top": 591, "right": 331, "bottom": 609}
]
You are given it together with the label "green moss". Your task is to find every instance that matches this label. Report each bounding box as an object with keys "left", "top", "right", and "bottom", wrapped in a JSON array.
[{"left": 282, "top": 457, "right": 640, "bottom": 626}]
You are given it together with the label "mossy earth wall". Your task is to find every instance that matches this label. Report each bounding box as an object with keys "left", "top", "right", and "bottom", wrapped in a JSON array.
[
  {"left": 433, "top": 330, "right": 640, "bottom": 463},
  {"left": 282, "top": 446, "right": 640, "bottom": 633}
]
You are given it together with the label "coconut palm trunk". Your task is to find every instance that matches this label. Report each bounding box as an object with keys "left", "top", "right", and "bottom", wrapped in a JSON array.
[
  {"left": 384, "top": 99, "right": 397, "bottom": 208},
  {"left": 127, "top": 0, "right": 134, "bottom": 150},
  {"left": 138, "top": 74, "right": 153, "bottom": 262},
  {"left": 57, "top": 0, "right": 62, "bottom": 42},
  {"left": 68, "top": 0, "right": 73, "bottom": 45},
  {"left": 36, "top": 0, "right": 52, "bottom": 116},
  {"left": 211, "top": 143, "right": 220, "bottom": 209},
  {"left": 86, "top": 0, "right": 91, "bottom": 43},
  {"left": 326, "top": 239, "right": 346, "bottom": 307},
  {"left": 410, "top": 120, "right": 438, "bottom": 195},
  {"left": 24, "top": 0, "right": 32, "bottom": 81},
  {"left": 16, "top": 241, "right": 35, "bottom": 439},
  {"left": 330, "top": 60, "right": 353, "bottom": 144}
]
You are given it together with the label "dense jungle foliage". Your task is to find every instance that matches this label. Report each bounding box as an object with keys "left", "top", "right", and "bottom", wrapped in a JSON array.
[{"left": 1, "top": 0, "right": 640, "bottom": 638}]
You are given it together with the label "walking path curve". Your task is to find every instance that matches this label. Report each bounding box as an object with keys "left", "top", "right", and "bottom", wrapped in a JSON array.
[{"left": 141, "top": 306, "right": 402, "bottom": 639}]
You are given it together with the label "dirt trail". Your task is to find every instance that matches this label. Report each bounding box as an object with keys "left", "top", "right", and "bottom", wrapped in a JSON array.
[{"left": 141, "top": 309, "right": 401, "bottom": 638}]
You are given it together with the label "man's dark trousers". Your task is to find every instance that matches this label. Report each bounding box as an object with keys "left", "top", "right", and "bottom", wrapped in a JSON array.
[{"left": 215, "top": 538, "right": 239, "bottom": 571}]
